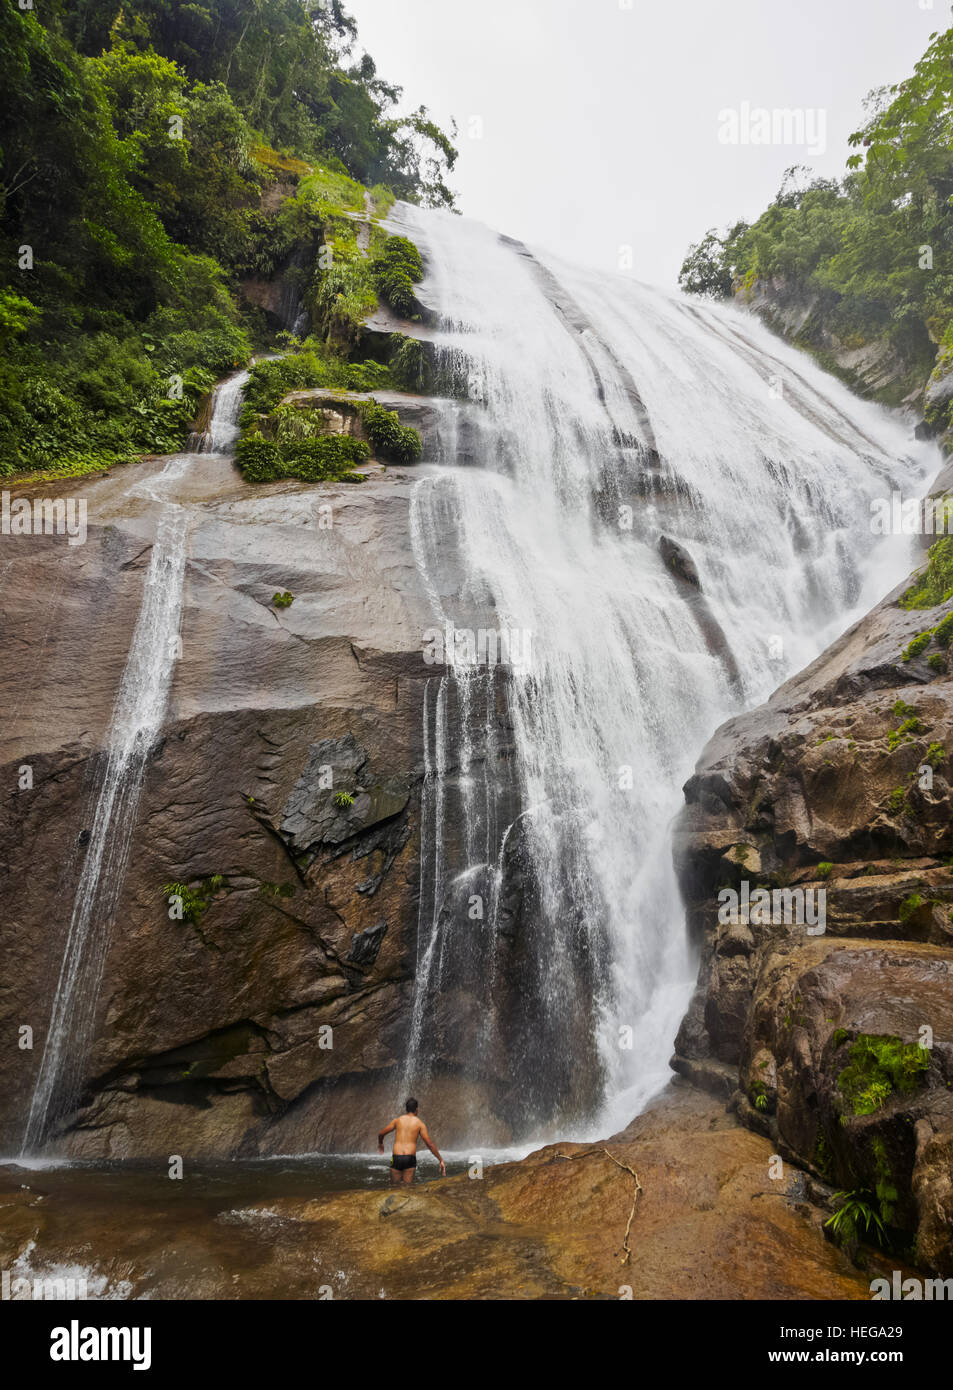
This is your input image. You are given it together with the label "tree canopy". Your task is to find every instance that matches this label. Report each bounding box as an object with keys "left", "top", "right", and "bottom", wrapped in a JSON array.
[
  {"left": 0, "top": 0, "right": 457, "bottom": 477},
  {"left": 678, "top": 26, "right": 953, "bottom": 387}
]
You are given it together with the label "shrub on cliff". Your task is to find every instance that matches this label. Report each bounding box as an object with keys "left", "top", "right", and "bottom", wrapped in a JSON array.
[
  {"left": 236, "top": 431, "right": 368, "bottom": 484},
  {"left": 359, "top": 400, "right": 422, "bottom": 464},
  {"left": 372, "top": 236, "right": 424, "bottom": 318},
  {"left": 901, "top": 538, "right": 953, "bottom": 611},
  {"left": 240, "top": 350, "right": 392, "bottom": 426}
]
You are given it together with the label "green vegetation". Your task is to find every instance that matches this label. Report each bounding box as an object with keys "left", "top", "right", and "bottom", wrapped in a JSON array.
[
  {"left": 237, "top": 349, "right": 421, "bottom": 479},
  {"left": 813, "top": 1134, "right": 833, "bottom": 1180},
  {"left": 162, "top": 879, "right": 216, "bottom": 923},
  {"left": 886, "top": 787, "right": 907, "bottom": 816},
  {"left": 272, "top": 590, "right": 294, "bottom": 608},
  {"left": 0, "top": 2, "right": 455, "bottom": 479},
  {"left": 372, "top": 235, "right": 424, "bottom": 317},
  {"left": 237, "top": 431, "right": 369, "bottom": 484},
  {"left": 817, "top": 862, "right": 834, "bottom": 879},
  {"left": 836, "top": 1033, "right": 930, "bottom": 1115},
  {"left": 240, "top": 349, "right": 393, "bottom": 424},
  {"left": 825, "top": 1190, "right": 887, "bottom": 1247},
  {"left": 924, "top": 741, "right": 947, "bottom": 768},
  {"left": 901, "top": 538, "right": 953, "bottom": 610},
  {"left": 902, "top": 632, "right": 933, "bottom": 663},
  {"left": 259, "top": 881, "right": 295, "bottom": 898},
  {"left": 359, "top": 400, "right": 422, "bottom": 464},
  {"left": 888, "top": 715, "right": 924, "bottom": 750},
  {"left": 333, "top": 790, "right": 355, "bottom": 807},
  {"left": 899, "top": 892, "right": 924, "bottom": 922},
  {"left": 870, "top": 1137, "right": 900, "bottom": 1229},
  {"left": 680, "top": 27, "right": 953, "bottom": 403}
]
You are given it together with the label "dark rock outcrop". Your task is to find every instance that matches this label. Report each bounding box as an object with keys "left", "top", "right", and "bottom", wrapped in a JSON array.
[{"left": 673, "top": 560, "right": 953, "bottom": 1272}]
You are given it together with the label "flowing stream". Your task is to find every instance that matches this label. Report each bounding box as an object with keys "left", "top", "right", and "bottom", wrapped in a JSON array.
[
  {"left": 397, "top": 205, "right": 937, "bottom": 1142},
  {"left": 21, "top": 373, "right": 248, "bottom": 1154}
]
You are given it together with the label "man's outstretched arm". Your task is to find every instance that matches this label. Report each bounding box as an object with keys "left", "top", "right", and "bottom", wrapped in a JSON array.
[
  {"left": 377, "top": 1119, "right": 396, "bottom": 1154},
  {"left": 419, "top": 1123, "right": 446, "bottom": 1175}
]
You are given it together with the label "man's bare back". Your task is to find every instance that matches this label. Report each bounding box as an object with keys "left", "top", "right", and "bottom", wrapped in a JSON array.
[{"left": 378, "top": 1098, "right": 445, "bottom": 1183}]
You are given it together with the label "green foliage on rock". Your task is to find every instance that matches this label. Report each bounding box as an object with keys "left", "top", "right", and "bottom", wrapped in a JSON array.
[
  {"left": 901, "top": 538, "right": 953, "bottom": 610},
  {"left": 888, "top": 714, "right": 923, "bottom": 749},
  {"left": 359, "top": 399, "right": 421, "bottom": 464},
  {"left": 902, "top": 631, "right": 934, "bottom": 663},
  {"left": 389, "top": 333, "right": 429, "bottom": 391},
  {"left": 836, "top": 1033, "right": 930, "bottom": 1116},
  {"left": 825, "top": 1190, "right": 887, "bottom": 1247},
  {"left": 240, "top": 349, "right": 393, "bottom": 424},
  {"left": 236, "top": 430, "right": 368, "bottom": 484},
  {"left": 924, "top": 741, "right": 947, "bottom": 769},
  {"left": 372, "top": 235, "right": 424, "bottom": 317},
  {"left": 162, "top": 880, "right": 210, "bottom": 923},
  {"left": 933, "top": 611, "right": 953, "bottom": 647},
  {"left": 899, "top": 892, "right": 924, "bottom": 923}
]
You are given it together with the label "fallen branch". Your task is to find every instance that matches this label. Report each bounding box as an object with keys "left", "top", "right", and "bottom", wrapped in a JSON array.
[{"left": 554, "top": 1147, "right": 643, "bottom": 1264}]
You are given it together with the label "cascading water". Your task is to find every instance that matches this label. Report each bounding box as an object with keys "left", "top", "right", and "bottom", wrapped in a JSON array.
[
  {"left": 21, "top": 372, "right": 249, "bottom": 1154},
  {"left": 193, "top": 369, "right": 250, "bottom": 454},
  {"left": 397, "top": 204, "right": 937, "bottom": 1143}
]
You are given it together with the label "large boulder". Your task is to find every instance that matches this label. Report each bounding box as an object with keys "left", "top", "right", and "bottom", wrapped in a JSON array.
[{"left": 673, "top": 559, "right": 953, "bottom": 1271}]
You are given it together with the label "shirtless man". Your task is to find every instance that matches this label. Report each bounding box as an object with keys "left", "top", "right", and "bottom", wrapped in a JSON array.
[{"left": 377, "top": 1097, "right": 446, "bottom": 1183}]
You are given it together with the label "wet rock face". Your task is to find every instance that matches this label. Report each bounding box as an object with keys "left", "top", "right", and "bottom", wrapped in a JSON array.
[
  {"left": 0, "top": 1085, "right": 879, "bottom": 1300},
  {"left": 673, "top": 568, "right": 953, "bottom": 1272},
  {"left": 0, "top": 460, "right": 447, "bottom": 1157},
  {"left": 0, "top": 454, "right": 581, "bottom": 1156},
  {"left": 279, "top": 733, "right": 411, "bottom": 859},
  {"left": 739, "top": 277, "right": 929, "bottom": 409}
]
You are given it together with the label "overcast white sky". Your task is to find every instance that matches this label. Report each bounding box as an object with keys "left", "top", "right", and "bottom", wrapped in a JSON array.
[{"left": 345, "top": 0, "right": 947, "bottom": 287}]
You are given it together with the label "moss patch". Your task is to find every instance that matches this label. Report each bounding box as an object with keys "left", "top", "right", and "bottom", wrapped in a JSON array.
[
  {"left": 901, "top": 537, "right": 953, "bottom": 610},
  {"left": 836, "top": 1034, "right": 930, "bottom": 1116}
]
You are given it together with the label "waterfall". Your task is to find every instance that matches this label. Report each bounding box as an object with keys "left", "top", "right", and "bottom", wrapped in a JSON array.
[
  {"left": 397, "top": 205, "right": 937, "bottom": 1142},
  {"left": 191, "top": 370, "right": 250, "bottom": 454},
  {"left": 21, "top": 372, "right": 249, "bottom": 1154}
]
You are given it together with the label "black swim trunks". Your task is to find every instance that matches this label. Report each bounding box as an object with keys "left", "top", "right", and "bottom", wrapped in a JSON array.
[{"left": 391, "top": 1153, "right": 416, "bottom": 1171}]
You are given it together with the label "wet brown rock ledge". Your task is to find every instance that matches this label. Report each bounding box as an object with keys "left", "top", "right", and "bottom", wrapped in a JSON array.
[
  {"left": 673, "top": 559, "right": 953, "bottom": 1274},
  {"left": 0, "top": 1085, "right": 873, "bottom": 1300}
]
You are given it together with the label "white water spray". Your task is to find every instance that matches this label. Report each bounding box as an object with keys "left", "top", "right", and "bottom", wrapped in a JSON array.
[
  {"left": 21, "top": 373, "right": 248, "bottom": 1153},
  {"left": 398, "top": 205, "right": 937, "bottom": 1141}
]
